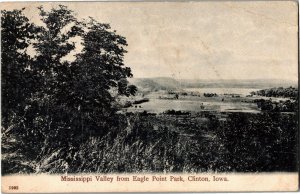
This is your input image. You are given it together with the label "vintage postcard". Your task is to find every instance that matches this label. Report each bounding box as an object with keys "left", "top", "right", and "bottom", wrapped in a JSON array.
[{"left": 1, "top": 1, "right": 299, "bottom": 192}]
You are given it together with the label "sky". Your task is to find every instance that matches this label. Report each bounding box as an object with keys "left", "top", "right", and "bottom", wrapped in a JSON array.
[{"left": 2, "top": 1, "right": 298, "bottom": 81}]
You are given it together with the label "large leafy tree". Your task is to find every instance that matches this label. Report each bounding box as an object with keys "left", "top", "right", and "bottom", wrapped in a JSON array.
[
  {"left": 68, "top": 19, "right": 137, "bottom": 136},
  {"left": 1, "top": 9, "right": 40, "bottom": 173},
  {"left": 28, "top": 5, "right": 84, "bottom": 154},
  {"left": 1, "top": 5, "right": 137, "bottom": 169},
  {"left": 1, "top": 9, "right": 36, "bottom": 129}
]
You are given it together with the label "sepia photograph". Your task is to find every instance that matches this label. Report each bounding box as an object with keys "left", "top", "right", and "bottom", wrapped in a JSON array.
[{"left": 1, "top": 1, "right": 299, "bottom": 192}]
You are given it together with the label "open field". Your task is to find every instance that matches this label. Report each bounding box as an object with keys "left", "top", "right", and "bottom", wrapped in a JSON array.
[
  {"left": 184, "top": 87, "right": 258, "bottom": 95},
  {"left": 124, "top": 87, "right": 292, "bottom": 113},
  {"left": 126, "top": 98, "right": 260, "bottom": 113}
]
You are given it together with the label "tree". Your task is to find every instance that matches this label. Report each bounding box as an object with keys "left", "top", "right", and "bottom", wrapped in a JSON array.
[
  {"left": 1, "top": 5, "right": 137, "bottom": 169},
  {"left": 1, "top": 9, "right": 41, "bottom": 173},
  {"left": 1, "top": 9, "right": 36, "bottom": 129},
  {"left": 28, "top": 5, "right": 84, "bottom": 154},
  {"left": 68, "top": 18, "right": 137, "bottom": 136}
]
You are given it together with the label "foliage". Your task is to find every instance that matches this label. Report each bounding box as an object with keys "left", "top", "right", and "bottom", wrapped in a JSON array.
[
  {"left": 163, "top": 110, "right": 190, "bottom": 115},
  {"left": 1, "top": 9, "right": 36, "bottom": 129},
  {"left": 251, "top": 87, "right": 298, "bottom": 99},
  {"left": 132, "top": 98, "right": 149, "bottom": 105},
  {"left": 252, "top": 87, "right": 298, "bottom": 112},
  {"left": 1, "top": 5, "right": 136, "bottom": 174},
  {"left": 216, "top": 112, "right": 297, "bottom": 172},
  {"left": 203, "top": 93, "right": 218, "bottom": 97},
  {"left": 17, "top": 112, "right": 298, "bottom": 174},
  {"left": 254, "top": 99, "right": 298, "bottom": 112}
]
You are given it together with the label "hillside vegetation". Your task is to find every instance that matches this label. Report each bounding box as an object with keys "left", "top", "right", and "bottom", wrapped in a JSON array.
[{"left": 2, "top": 111, "right": 297, "bottom": 174}]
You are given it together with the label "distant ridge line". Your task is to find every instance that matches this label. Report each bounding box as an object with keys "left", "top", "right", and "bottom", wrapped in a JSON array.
[{"left": 129, "top": 77, "right": 298, "bottom": 91}]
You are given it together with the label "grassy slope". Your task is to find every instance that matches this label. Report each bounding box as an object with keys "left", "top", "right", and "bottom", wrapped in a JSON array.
[{"left": 3, "top": 111, "right": 297, "bottom": 174}]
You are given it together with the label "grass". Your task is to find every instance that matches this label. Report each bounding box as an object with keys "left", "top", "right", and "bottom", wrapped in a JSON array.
[{"left": 2, "top": 111, "right": 297, "bottom": 174}]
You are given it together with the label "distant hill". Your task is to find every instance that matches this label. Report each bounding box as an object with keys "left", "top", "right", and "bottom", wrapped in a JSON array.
[
  {"left": 129, "top": 77, "right": 298, "bottom": 91},
  {"left": 179, "top": 79, "right": 298, "bottom": 89},
  {"left": 129, "top": 77, "right": 181, "bottom": 91}
]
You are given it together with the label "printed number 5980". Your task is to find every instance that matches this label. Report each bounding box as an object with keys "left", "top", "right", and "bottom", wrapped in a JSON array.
[{"left": 9, "top": 186, "right": 18, "bottom": 190}]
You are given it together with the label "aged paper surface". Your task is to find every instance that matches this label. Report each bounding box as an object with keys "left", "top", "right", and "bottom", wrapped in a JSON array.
[
  {"left": 1, "top": 1, "right": 299, "bottom": 192},
  {"left": 1, "top": 173, "right": 299, "bottom": 192}
]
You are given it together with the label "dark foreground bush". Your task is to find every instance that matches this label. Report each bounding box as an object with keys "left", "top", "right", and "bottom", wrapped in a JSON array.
[{"left": 215, "top": 112, "right": 298, "bottom": 172}]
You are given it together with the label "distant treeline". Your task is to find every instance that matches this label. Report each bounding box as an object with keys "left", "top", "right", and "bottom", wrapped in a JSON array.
[
  {"left": 251, "top": 87, "right": 298, "bottom": 98},
  {"left": 164, "top": 109, "right": 190, "bottom": 115},
  {"left": 132, "top": 98, "right": 150, "bottom": 105},
  {"left": 203, "top": 93, "right": 218, "bottom": 97},
  {"left": 254, "top": 99, "right": 298, "bottom": 112}
]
